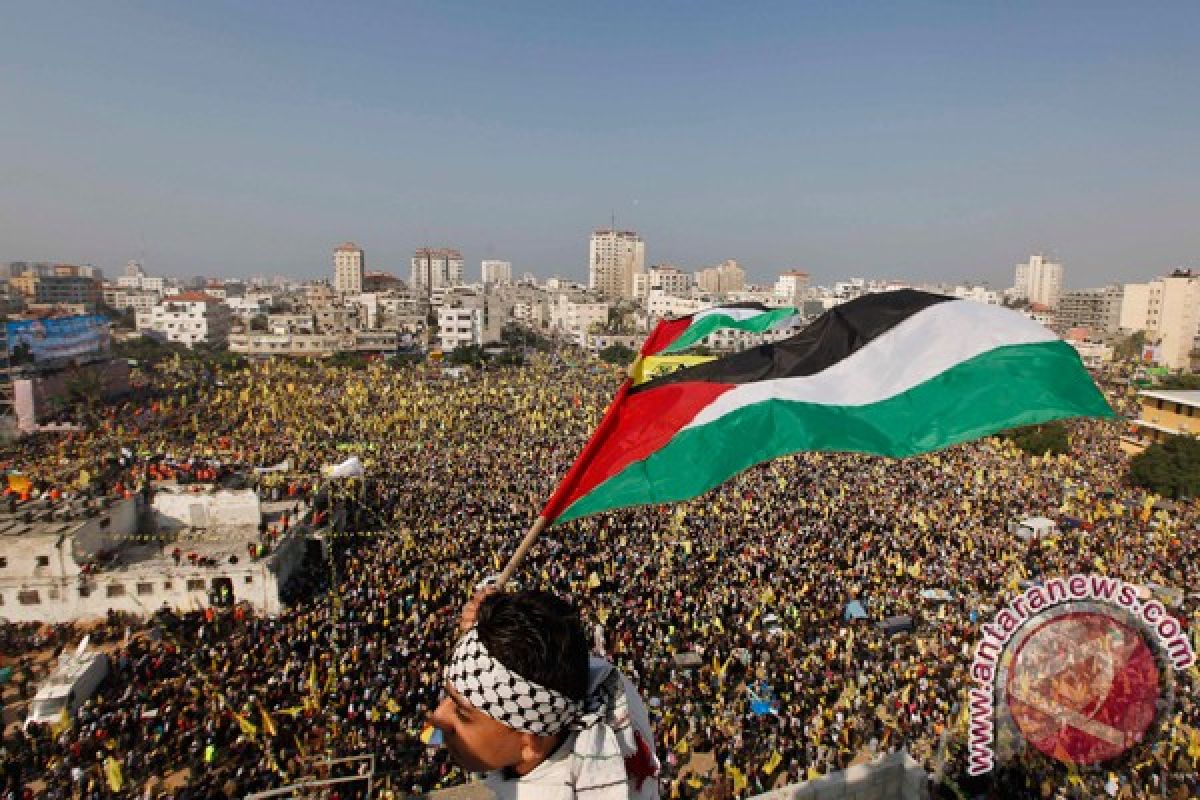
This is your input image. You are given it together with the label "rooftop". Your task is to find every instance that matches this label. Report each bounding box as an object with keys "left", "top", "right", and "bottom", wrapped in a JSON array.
[
  {"left": 1139, "top": 389, "right": 1200, "bottom": 408},
  {"left": 162, "top": 291, "right": 220, "bottom": 304}
]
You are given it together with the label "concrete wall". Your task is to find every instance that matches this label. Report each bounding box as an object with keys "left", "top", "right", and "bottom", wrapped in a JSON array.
[
  {"left": 152, "top": 489, "right": 261, "bottom": 531},
  {"left": 0, "top": 558, "right": 284, "bottom": 624},
  {"left": 753, "top": 751, "right": 929, "bottom": 800},
  {"left": 70, "top": 498, "right": 139, "bottom": 563}
]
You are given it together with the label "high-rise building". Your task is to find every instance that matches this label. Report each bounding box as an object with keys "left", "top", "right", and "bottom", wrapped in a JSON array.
[
  {"left": 481, "top": 260, "right": 513, "bottom": 285},
  {"left": 333, "top": 243, "right": 365, "bottom": 294},
  {"left": 1013, "top": 254, "right": 1063, "bottom": 308},
  {"left": 588, "top": 229, "right": 644, "bottom": 300},
  {"left": 633, "top": 265, "right": 693, "bottom": 300},
  {"left": 1055, "top": 285, "right": 1124, "bottom": 333},
  {"left": 695, "top": 260, "right": 745, "bottom": 296},
  {"left": 774, "top": 271, "right": 810, "bottom": 305},
  {"left": 411, "top": 248, "right": 464, "bottom": 292},
  {"left": 1119, "top": 269, "right": 1200, "bottom": 370}
]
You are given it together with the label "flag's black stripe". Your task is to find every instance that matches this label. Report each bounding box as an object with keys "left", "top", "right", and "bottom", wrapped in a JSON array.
[{"left": 633, "top": 290, "right": 954, "bottom": 392}]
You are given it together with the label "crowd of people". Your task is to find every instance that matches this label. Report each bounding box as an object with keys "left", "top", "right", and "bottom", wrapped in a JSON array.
[{"left": 1, "top": 350, "right": 1198, "bottom": 800}]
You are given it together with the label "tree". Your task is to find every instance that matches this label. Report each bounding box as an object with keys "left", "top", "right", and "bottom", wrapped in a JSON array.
[
  {"left": 1158, "top": 374, "right": 1200, "bottom": 390},
  {"left": 599, "top": 344, "right": 636, "bottom": 366},
  {"left": 64, "top": 367, "right": 104, "bottom": 418},
  {"left": 1129, "top": 435, "right": 1200, "bottom": 499},
  {"left": 1114, "top": 330, "right": 1147, "bottom": 361},
  {"left": 388, "top": 351, "right": 425, "bottom": 367},
  {"left": 328, "top": 351, "right": 369, "bottom": 370},
  {"left": 446, "top": 344, "right": 485, "bottom": 366},
  {"left": 1006, "top": 421, "right": 1070, "bottom": 456}
]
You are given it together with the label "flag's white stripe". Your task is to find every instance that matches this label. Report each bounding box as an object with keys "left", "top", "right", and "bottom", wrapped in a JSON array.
[
  {"left": 685, "top": 300, "right": 1057, "bottom": 428},
  {"left": 692, "top": 306, "right": 774, "bottom": 322}
]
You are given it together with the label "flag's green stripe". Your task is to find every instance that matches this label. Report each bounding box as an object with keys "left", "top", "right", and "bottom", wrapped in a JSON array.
[
  {"left": 664, "top": 307, "right": 799, "bottom": 353},
  {"left": 558, "top": 340, "right": 1112, "bottom": 523}
]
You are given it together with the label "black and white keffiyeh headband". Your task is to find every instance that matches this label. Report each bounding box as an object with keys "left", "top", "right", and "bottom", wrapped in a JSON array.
[{"left": 445, "top": 627, "right": 613, "bottom": 737}]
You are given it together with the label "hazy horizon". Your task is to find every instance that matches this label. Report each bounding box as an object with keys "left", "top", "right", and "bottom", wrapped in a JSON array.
[{"left": 2, "top": 1, "right": 1198, "bottom": 288}]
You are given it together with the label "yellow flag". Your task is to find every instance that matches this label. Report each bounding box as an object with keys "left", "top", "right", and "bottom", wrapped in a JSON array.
[
  {"left": 727, "top": 765, "right": 748, "bottom": 794},
  {"left": 235, "top": 711, "right": 258, "bottom": 737},
  {"left": 629, "top": 354, "right": 716, "bottom": 386},
  {"left": 105, "top": 757, "right": 124, "bottom": 792},
  {"left": 763, "top": 750, "right": 783, "bottom": 775},
  {"left": 258, "top": 702, "right": 277, "bottom": 737},
  {"left": 52, "top": 706, "right": 71, "bottom": 736}
]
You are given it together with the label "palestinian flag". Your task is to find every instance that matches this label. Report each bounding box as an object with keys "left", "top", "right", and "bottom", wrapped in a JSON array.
[
  {"left": 541, "top": 289, "right": 1113, "bottom": 525},
  {"left": 641, "top": 303, "right": 800, "bottom": 356}
]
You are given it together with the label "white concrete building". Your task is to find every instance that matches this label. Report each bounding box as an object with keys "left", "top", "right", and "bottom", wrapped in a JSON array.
[
  {"left": 1119, "top": 269, "right": 1200, "bottom": 370},
  {"left": 333, "top": 242, "right": 365, "bottom": 294},
  {"left": 1055, "top": 285, "right": 1124, "bottom": 333},
  {"left": 437, "top": 307, "right": 484, "bottom": 351},
  {"left": 1013, "top": 254, "right": 1064, "bottom": 308},
  {"left": 412, "top": 248, "right": 465, "bottom": 292},
  {"left": 774, "top": 271, "right": 810, "bottom": 305},
  {"left": 0, "top": 493, "right": 307, "bottom": 623},
  {"left": 116, "top": 274, "right": 166, "bottom": 295},
  {"left": 645, "top": 291, "right": 704, "bottom": 319},
  {"left": 548, "top": 294, "right": 609, "bottom": 344},
  {"left": 948, "top": 285, "right": 1002, "bottom": 305},
  {"left": 102, "top": 287, "right": 159, "bottom": 315},
  {"left": 633, "top": 266, "right": 693, "bottom": 302},
  {"left": 481, "top": 260, "right": 513, "bottom": 285},
  {"left": 136, "top": 292, "right": 232, "bottom": 348},
  {"left": 588, "top": 229, "right": 644, "bottom": 300}
]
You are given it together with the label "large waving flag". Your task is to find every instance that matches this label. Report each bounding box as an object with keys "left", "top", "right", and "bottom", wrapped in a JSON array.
[
  {"left": 645, "top": 303, "right": 800, "bottom": 355},
  {"left": 541, "top": 290, "right": 1114, "bottom": 526}
]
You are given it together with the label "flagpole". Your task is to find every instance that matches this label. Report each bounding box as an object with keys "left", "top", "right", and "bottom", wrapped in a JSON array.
[{"left": 497, "top": 515, "right": 548, "bottom": 586}]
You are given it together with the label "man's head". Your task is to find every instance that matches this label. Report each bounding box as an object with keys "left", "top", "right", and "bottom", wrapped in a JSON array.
[{"left": 429, "top": 590, "right": 589, "bottom": 774}]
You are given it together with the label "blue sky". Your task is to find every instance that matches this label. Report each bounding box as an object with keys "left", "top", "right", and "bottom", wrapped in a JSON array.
[{"left": 2, "top": 1, "right": 1197, "bottom": 287}]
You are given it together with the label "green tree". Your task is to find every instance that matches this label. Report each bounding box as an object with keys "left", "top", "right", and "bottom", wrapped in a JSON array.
[
  {"left": 1158, "top": 374, "right": 1200, "bottom": 390},
  {"left": 1114, "top": 330, "right": 1147, "bottom": 361},
  {"left": 64, "top": 367, "right": 104, "bottom": 417},
  {"left": 328, "top": 351, "right": 369, "bottom": 370},
  {"left": 446, "top": 344, "right": 485, "bottom": 365},
  {"left": 1006, "top": 421, "right": 1070, "bottom": 456},
  {"left": 598, "top": 344, "right": 636, "bottom": 366},
  {"left": 1129, "top": 435, "right": 1200, "bottom": 499}
]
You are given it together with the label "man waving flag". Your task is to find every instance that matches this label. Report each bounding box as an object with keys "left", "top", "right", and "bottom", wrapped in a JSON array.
[{"left": 540, "top": 289, "right": 1114, "bottom": 527}]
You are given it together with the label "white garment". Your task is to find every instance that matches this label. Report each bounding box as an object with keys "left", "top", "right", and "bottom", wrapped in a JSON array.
[{"left": 483, "top": 657, "right": 660, "bottom": 800}]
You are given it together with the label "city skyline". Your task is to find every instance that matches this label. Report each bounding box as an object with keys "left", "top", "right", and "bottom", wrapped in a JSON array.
[{"left": 2, "top": 2, "right": 1198, "bottom": 287}]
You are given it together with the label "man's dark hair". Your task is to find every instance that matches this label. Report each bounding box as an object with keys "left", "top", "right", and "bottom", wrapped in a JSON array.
[{"left": 475, "top": 590, "right": 589, "bottom": 703}]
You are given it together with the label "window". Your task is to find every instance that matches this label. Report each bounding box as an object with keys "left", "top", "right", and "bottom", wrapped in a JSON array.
[
  {"left": 47, "top": 587, "right": 60, "bottom": 600},
  {"left": 137, "top": 582, "right": 154, "bottom": 596},
  {"left": 106, "top": 584, "right": 125, "bottom": 598},
  {"left": 0, "top": 557, "right": 6, "bottom": 568},
  {"left": 163, "top": 581, "right": 173, "bottom": 591},
  {"left": 187, "top": 579, "right": 205, "bottom": 592},
  {"left": 18, "top": 589, "right": 40, "bottom": 605},
  {"left": 36, "top": 556, "right": 49, "bottom": 567},
  {"left": 244, "top": 575, "right": 253, "bottom": 584},
  {"left": 79, "top": 587, "right": 91, "bottom": 598}
]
